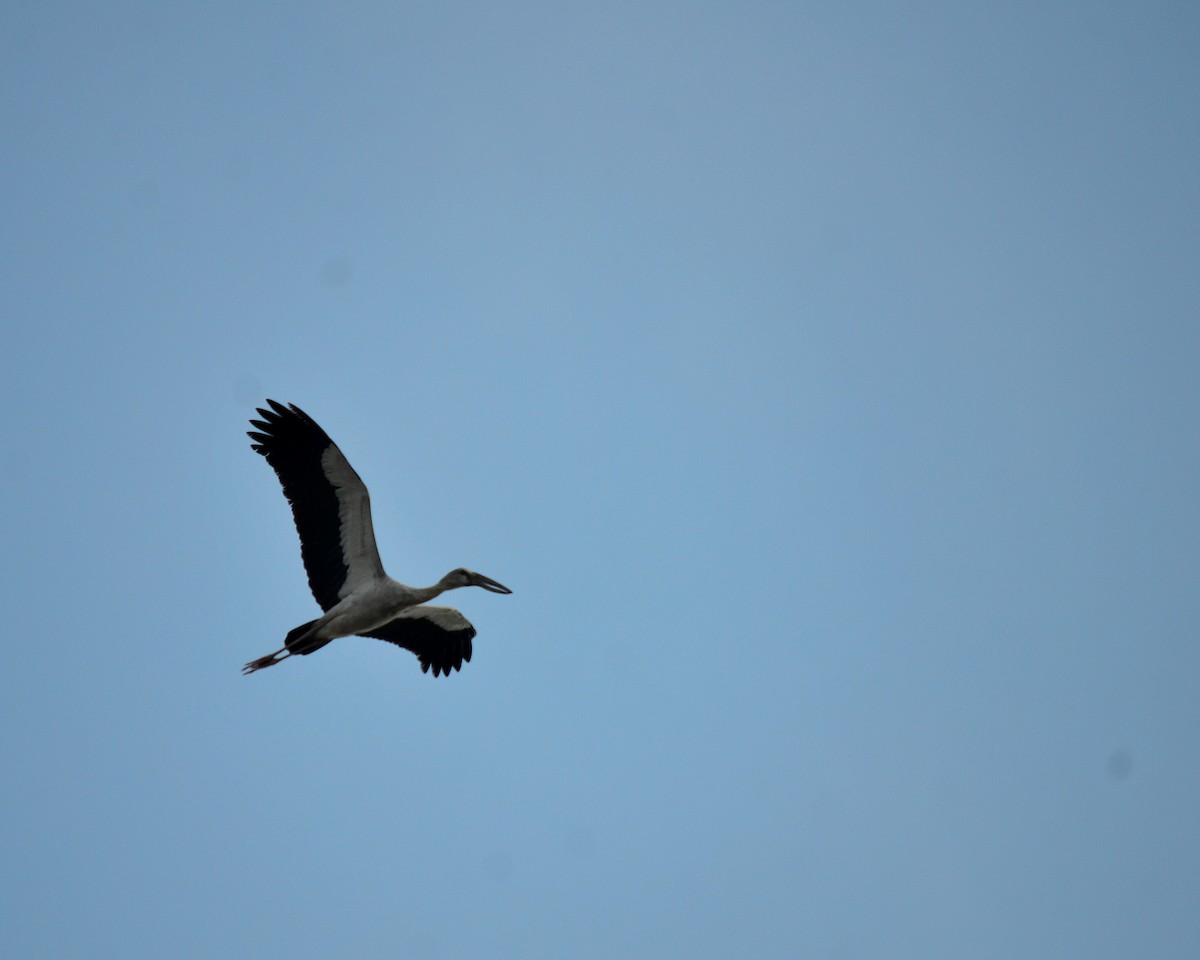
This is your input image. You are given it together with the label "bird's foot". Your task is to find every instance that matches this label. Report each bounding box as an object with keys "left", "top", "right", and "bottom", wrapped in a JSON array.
[{"left": 242, "top": 649, "right": 288, "bottom": 674}]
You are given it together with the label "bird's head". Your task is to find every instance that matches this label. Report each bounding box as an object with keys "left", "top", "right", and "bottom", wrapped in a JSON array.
[{"left": 441, "top": 567, "right": 513, "bottom": 594}]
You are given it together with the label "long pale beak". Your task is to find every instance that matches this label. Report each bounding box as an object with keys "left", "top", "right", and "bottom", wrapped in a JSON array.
[{"left": 469, "top": 572, "right": 512, "bottom": 594}]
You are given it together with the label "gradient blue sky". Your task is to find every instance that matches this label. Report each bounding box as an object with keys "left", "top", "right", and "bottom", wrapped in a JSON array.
[{"left": 3, "top": 2, "right": 1199, "bottom": 958}]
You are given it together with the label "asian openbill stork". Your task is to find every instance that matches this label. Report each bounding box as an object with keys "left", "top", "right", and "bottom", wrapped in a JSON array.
[{"left": 242, "top": 400, "right": 511, "bottom": 677}]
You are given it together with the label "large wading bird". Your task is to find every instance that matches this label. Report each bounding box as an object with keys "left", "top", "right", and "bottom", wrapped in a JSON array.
[{"left": 242, "top": 400, "right": 511, "bottom": 677}]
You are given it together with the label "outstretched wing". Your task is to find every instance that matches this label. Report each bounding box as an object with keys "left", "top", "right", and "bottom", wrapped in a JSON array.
[
  {"left": 360, "top": 606, "right": 476, "bottom": 677},
  {"left": 248, "top": 399, "right": 385, "bottom": 611}
]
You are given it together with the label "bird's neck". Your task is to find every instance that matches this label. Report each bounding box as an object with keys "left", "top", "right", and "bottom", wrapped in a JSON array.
[{"left": 408, "top": 581, "right": 451, "bottom": 604}]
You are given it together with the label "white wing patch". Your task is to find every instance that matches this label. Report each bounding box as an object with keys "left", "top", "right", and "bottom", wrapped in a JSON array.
[
  {"left": 320, "top": 444, "right": 385, "bottom": 596},
  {"left": 395, "top": 605, "right": 473, "bottom": 631}
]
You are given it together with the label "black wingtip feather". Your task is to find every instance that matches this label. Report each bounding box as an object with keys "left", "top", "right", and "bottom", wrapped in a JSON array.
[
  {"left": 360, "top": 616, "right": 479, "bottom": 679},
  {"left": 246, "top": 398, "right": 353, "bottom": 612}
]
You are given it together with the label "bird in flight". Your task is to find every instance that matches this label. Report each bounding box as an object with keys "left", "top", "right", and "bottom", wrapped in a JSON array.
[{"left": 242, "top": 400, "right": 511, "bottom": 677}]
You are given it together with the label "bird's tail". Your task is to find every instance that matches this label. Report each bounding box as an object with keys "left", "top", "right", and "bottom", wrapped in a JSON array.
[
  {"left": 242, "top": 619, "right": 330, "bottom": 675},
  {"left": 284, "top": 619, "right": 332, "bottom": 656}
]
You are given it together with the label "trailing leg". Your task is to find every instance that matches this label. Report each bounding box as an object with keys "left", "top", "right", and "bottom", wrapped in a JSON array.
[
  {"left": 243, "top": 648, "right": 290, "bottom": 674},
  {"left": 243, "top": 618, "right": 332, "bottom": 675}
]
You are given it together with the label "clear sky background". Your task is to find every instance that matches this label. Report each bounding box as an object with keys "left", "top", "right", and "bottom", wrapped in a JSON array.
[{"left": 3, "top": 2, "right": 1198, "bottom": 958}]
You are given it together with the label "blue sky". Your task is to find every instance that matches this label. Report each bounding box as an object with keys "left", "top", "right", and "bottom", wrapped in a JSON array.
[{"left": 3, "top": 2, "right": 1199, "bottom": 957}]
